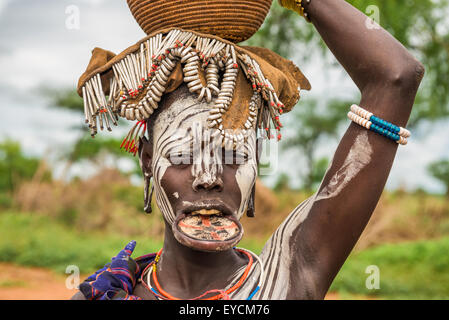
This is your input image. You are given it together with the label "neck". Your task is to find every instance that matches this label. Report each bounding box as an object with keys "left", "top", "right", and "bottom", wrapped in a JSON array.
[{"left": 154, "top": 223, "right": 247, "bottom": 299}]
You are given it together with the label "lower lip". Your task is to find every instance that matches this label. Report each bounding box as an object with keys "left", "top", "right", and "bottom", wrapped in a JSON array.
[{"left": 172, "top": 213, "right": 244, "bottom": 252}]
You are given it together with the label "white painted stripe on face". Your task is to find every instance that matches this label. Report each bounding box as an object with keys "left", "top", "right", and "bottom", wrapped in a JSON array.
[
  {"left": 150, "top": 94, "right": 258, "bottom": 227},
  {"left": 152, "top": 95, "right": 208, "bottom": 225},
  {"left": 234, "top": 131, "right": 258, "bottom": 220},
  {"left": 191, "top": 120, "right": 224, "bottom": 191}
]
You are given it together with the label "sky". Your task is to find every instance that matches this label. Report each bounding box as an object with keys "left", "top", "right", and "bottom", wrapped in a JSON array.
[{"left": 0, "top": 0, "right": 448, "bottom": 193}]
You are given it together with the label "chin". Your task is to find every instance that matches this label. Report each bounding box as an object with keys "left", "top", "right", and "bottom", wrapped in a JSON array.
[{"left": 172, "top": 204, "right": 244, "bottom": 252}]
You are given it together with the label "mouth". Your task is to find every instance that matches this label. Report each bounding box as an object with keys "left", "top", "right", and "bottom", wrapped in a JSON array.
[{"left": 173, "top": 203, "right": 243, "bottom": 252}]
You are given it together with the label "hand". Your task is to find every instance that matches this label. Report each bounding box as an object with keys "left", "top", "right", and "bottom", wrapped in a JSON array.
[
  {"left": 79, "top": 240, "right": 142, "bottom": 300},
  {"left": 278, "top": 0, "right": 307, "bottom": 17}
]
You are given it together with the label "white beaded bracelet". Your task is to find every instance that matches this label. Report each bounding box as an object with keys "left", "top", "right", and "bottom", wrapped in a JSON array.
[
  {"left": 350, "top": 104, "right": 411, "bottom": 138},
  {"left": 348, "top": 111, "right": 408, "bottom": 145}
]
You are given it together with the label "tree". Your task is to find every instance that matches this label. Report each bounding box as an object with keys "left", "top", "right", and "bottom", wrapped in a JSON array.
[
  {"left": 274, "top": 173, "right": 291, "bottom": 192},
  {"left": 248, "top": 0, "right": 449, "bottom": 126},
  {"left": 282, "top": 98, "right": 348, "bottom": 191},
  {"left": 45, "top": 89, "right": 141, "bottom": 179},
  {"left": 246, "top": 0, "right": 449, "bottom": 190},
  {"left": 428, "top": 160, "right": 449, "bottom": 197},
  {"left": 0, "top": 140, "right": 51, "bottom": 193},
  {"left": 309, "top": 157, "right": 331, "bottom": 191}
]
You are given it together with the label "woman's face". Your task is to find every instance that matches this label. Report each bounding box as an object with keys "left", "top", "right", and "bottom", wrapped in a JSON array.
[{"left": 143, "top": 92, "right": 258, "bottom": 252}]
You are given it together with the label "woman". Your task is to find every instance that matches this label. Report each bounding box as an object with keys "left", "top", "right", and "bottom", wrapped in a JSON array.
[{"left": 73, "top": 0, "right": 424, "bottom": 300}]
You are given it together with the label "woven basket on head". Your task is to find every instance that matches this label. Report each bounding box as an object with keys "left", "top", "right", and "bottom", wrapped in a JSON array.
[{"left": 127, "top": 0, "right": 273, "bottom": 43}]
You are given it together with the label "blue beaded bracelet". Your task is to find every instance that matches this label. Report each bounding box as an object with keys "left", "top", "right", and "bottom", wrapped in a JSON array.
[
  {"left": 370, "top": 123, "right": 401, "bottom": 142},
  {"left": 370, "top": 116, "right": 401, "bottom": 135},
  {"left": 350, "top": 104, "right": 411, "bottom": 139},
  {"left": 347, "top": 106, "right": 409, "bottom": 145}
]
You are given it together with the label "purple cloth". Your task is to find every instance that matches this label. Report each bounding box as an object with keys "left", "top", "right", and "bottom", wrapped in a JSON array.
[{"left": 79, "top": 240, "right": 155, "bottom": 300}]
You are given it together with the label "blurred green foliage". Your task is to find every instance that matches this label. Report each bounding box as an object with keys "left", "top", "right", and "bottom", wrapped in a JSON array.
[
  {"left": 1, "top": 211, "right": 448, "bottom": 299},
  {"left": 246, "top": 0, "right": 449, "bottom": 189},
  {"left": 331, "top": 237, "right": 449, "bottom": 299},
  {"left": 66, "top": 134, "right": 141, "bottom": 176},
  {"left": 351, "top": 0, "right": 449, "bottom": 125},
  {"left": 46, "top": 88, "right": 141, "bottom": 177},
  {"left": 309, "top": 157, "right": 330, "bottom": 190},
  {"left": 50, "top": 89, "right": 84, "bottom": 113},
  {"left": 68, "top": 135, "right": 123, "bottom": 162},
  {"left": 0, "top": 212, "right": 263, "bottom": 274},
  {"left": 247, "top": 0, "right": 449, "bottom": 126},
  {"left": 281, "top": 99, "right": 348, "bottom": 190},
  {"left": 273, "top": 173, "right": 291, "bottom": 192},
  {"left": 0, "top": 212, "right": 162, "bottom": 274},
  {"left": 0, "top": 140, "right": 51, "bottom": 194},
  {"left": 428, "top": 160, "right": 449, "bottom": 196}
]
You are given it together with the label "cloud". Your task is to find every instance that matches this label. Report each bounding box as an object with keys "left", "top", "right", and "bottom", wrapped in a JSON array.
[
  {"left": 0, "top": 0, "right": 11, "bottom": 15},
  {"left": 0, "top": 0, "right": 145, "bottom": 90}
]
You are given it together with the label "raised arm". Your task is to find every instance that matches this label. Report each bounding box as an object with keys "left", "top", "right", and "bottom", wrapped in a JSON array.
[{"left": 260, "top": 0, "right": 424, "bottom": 299}]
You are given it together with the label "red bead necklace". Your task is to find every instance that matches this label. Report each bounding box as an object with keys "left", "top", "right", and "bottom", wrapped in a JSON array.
[{"left": 141, "top": 248, "right": 253, "bottom": 300}]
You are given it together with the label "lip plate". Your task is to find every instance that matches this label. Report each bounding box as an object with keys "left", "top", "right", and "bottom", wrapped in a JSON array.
[
  {"left": 172, "top": 202, "right": 243, "bottom": 252},
  {"left": 178, "top": 201, "right": 234, "bottom": 217}
]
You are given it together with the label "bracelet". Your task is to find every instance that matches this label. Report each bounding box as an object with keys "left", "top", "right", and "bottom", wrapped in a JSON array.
[
  {"left": 347, "top": 105, "right": 410, "bottom": 145},
  {"left": 351, "top": 105, "right": 411, "bottom": 138},
  {"left": 278, "top": 0, "right": 312, "bottom": 22}
]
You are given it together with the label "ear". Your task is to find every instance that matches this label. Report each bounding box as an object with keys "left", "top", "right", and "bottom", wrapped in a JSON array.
[
  {"left": 247, "top": 135, "right": 261, "bottom": 218},
  {"left": 138, "top": 136, "right": 154, "bottom": 214},
  {"left": 255, "top": 136, "right": 263, "bottom": 166},
  {"left": 138, "top": 136, "right": 153, "bottom": 179},
  {"left": 246, "top": 183, "right": 256, "bottom": 218}
]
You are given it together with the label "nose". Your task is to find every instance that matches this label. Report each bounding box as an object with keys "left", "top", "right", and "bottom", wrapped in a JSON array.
[{"left": 192, "top": 174, "right": 224, "bottom": 192}]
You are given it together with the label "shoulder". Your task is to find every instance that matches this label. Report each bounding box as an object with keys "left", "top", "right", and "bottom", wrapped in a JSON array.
[
  {"left": 257, "top": 197, "right": 318, "bottom": 299},
  {"left": 132, "top": 282, "right": 157, "bottom": 300},
  {"left": 261, "top": 196, "right": 315, "bottom": 261}
]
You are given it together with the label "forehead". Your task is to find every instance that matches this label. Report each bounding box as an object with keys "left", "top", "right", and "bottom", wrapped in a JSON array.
[
  {"left": 152, "top": 94, "right": 257, "bottom": 149},
  {"left": 153, "top": 95, "right": 210, "bottom": 135}
]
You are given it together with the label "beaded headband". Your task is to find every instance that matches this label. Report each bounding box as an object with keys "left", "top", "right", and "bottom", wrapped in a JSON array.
[{"left": 77, "top": 28, "right": 311, "bottom": 152}]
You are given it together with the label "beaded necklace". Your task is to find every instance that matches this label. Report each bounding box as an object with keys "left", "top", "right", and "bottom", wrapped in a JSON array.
[{"left": 141, "top": 247, "right": 264, "bottom": 300}]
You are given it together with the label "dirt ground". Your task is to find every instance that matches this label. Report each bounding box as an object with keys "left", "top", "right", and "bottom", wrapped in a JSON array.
[
  {"left": 0, "top": 263, "right": 81, "bottom": 300},
  {"left": 0, "top": 263, "right": 341, "bottom": 300}
]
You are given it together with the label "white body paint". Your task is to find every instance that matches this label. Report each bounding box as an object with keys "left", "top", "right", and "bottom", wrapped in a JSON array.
[
  {"left": 234, "top": 131, "right": 258, "bottom": 219},
  {"left": 151, "top": 94, "right": 258, "bottom": 224},
  {"left": 149, "top": 94, "right": 316, "bottom": 299},
  {"left": 146, "top": 89, "right": 374, "bottom": 299},
  {"left": 316, "top": 131, "right": 372, "bottom": 201},
  {"left": 223, "top": 132, "right": 373, "bottom": 299}
]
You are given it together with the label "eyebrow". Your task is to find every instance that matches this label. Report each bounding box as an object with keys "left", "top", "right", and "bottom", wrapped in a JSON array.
[
  {"left": 165, "top": 139, "right": 194, "bottom": 156},
  {"left": 153, "top": 102, "right": 207, "bottom": 150}
]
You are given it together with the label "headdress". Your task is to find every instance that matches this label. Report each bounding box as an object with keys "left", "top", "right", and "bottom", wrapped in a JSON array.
[{"left": 77, "top": 0, "right": 311, "bottom": 152}]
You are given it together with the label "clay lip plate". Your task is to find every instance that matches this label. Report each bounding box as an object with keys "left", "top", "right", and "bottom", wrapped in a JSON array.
[{"left": 172, "top": 202, "right": 244, "bottom": 252}]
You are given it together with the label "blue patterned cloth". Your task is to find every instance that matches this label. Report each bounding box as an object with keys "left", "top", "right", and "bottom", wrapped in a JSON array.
[{"left": 79, "top": 241, "right": 155, "bottom": 300}]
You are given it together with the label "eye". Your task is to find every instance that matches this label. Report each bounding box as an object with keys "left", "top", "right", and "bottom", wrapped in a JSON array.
[
  {"left": 222, "top": 149, "right": 248, "bottom": 165},
  {"left": 168, "top": 151, "right": 193, "bottom": 165},
  {"left": 234, "top": 151, "right": 248, "bottom": 164}
]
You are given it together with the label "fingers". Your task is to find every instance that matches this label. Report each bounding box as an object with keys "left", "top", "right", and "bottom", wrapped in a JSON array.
[
  {"left": 115, "top": 240, "right": 137, "bottom": 260},
  {"left": 127, "top": 257, "right": 139, "bottom": 276},
  {"left": 123, "top": 240, "right": 137, "bottom": 255}
]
